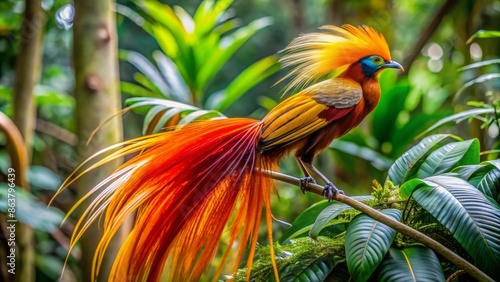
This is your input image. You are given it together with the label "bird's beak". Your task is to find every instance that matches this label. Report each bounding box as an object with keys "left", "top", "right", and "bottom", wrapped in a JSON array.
[{"left": 383, "top": 60, "right": 404, "bottom": 71}]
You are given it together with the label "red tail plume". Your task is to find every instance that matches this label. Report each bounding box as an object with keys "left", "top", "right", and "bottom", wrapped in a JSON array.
[{"left": 61, "top": 118, "right": 280, "bottom": 281}]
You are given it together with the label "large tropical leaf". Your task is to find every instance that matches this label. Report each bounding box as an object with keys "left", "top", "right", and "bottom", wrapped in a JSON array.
[
  {"left": 416, "top": 139, "right": 479, "bottom": 179},
  {"left": 476, "top": 161, "right": 500, "bottom": 202},
  {"left": 450, "top": 164, "right": 484, "bottom": 180},
  {"left": 401, "top": 176, "right": 500, "bottom": 280},
  {"left": 387, "top": 134, "right": 452, "bottom": 185},
  {"left": 345, "top": 209, "right": 402, "bottom": 282},
  {"left": 309, "top": 196, "right": 372, "bottom": 239},
  {"left": 452, "top": 162, "right": 500, "bottom": 205},
  {"left": 377, "top": 246, "right": 445, "bottom": 282}
]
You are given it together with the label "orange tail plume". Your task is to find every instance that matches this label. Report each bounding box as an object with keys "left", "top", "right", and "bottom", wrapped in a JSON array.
[{"left": 60, "top": 118, "right": 280, "bottom": 281}]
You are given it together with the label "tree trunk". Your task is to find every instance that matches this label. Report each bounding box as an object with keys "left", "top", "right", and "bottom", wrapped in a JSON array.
[
  {"left": 72, "top": 0, "right": 130, "bottom": 281},
  {"left": 12, "top": 0, "right": 46, "bottom": 281},
  {"left": 290, "top": 0, "right": 305, "bottom": 33}
]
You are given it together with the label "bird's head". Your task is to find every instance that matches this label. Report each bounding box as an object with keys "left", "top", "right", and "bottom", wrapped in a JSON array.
[
  {"left": 280, "top": 24, "right": 403, "bottom": 91},
  {"left": 359, "top": 55, "right": 404, "bottom": 78}
]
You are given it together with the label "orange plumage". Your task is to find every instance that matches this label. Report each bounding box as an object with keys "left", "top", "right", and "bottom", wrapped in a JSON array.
[{"left": 54, "top": 24, "right": 402, "bottom": 281}]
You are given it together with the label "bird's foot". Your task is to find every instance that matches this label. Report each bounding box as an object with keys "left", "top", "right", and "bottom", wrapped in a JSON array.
[
  {"left": 299, "top": 176, "right": 316, "bottom": 194},
  {"left": 322, "top": 183, "right": 344, "bottom": 201}
]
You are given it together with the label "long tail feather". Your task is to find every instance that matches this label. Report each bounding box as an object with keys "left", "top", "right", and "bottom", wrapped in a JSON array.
[{"left": 63, "top": 118, "right": 280, "bottom": 281}]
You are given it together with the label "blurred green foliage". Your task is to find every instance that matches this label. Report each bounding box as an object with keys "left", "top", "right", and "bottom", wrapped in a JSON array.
[{"left": 0, "top": 0, "right": 499, "bottom": 281}]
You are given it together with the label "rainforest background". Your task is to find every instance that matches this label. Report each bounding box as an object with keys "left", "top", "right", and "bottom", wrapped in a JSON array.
[{"left": 0, "top": 0, "right": 499, "bottom": 281}]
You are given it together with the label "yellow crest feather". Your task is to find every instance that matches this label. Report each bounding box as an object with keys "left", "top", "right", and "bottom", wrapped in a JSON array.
[{"left": 279, "top": 24, "right": 391, "bottom": 93}]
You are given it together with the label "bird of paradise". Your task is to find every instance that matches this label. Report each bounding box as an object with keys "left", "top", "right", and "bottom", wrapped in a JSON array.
[{"left": 54, "top": 24, "right": 403, "bottom": 281}]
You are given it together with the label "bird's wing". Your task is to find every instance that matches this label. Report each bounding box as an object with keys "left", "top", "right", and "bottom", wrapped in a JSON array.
[{"left": 259, "top": 78, "right": 362, "bottom": 150}]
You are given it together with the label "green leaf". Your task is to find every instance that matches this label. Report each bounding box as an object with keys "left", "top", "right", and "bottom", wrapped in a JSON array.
[
  {"left": 152, "top": 51, "right": 191, "bottom": 103},
  {"left": 178, "top": 109, "right": 221, "bottom": 125},
  {"left": 416, "top": 139, "right": 480, "bottom": 178},
  {"left": 454, "top": 162, "right": 500, "bottom": 203},
  {"left": 474, "top": 166, "right": 500, "bottom": 204},
  {"left": 387, "top": 134, "right": 452, "bottom": 185},
  {"left": 457, "top": 59, "right": 500, "bottom": 71},
  {"left": 28, "top": 166, "right": 61, "bottom": 192},
  {"left": 455, "top": 74, "right": 500, "bottom": 100},
  {"left": 466, "top": 30, "right": 500, "bottom": 44},
  {"left": 142, "top": 105, "right": 170, "bottom": 134},
  {"left": 483, "top": 159, "right": 500, "bottom": 171},
  {"left": 126, "top": 97, "right": 199, "bottom": 111},
  {"left": 132, "top": 73, "right": 163, "bottom": 96},
  {"left": 407, "top": 176, "right": 500, "bottom": 280},
  {"left": 280, "top": 257, "right": 338, "bottom": 282},
  {"left": 116, "top": 3, "right": 147, "bottom": 29},
  {"left": 279, "top": 200, "right": 332, "bottom": 243},
  {"left": 141, "top": 1, "right": 194, "bottom": 84},
  {"left": 120, "top": 81, "right": 161, "bottom": 98},
  {"left": 173, "top": 6, "right": 195, "bottom": 33},
  {"left": 345, "top": 209, "right": 402, "bottom": 282},
  {"left": 141, "top": 1, "right": 187, "bottom": 49},
  {"left": 35, "top": 86, "right": 74, "bottom": 108},
  {"left": 148, "top": 108, "right": 182, "bottom": 134},
  {"left": 377, "top": 246, "right": 445, "bottom": 282},
  {"left": 35, "top": 254, "right": 64, "bottom": 280},
  {"left": 125, "top": 97, "right": 225, "bottom": 133},
  {"left": 193, "top": 0, "right": 233, "bottom": 36},
  {"left": 0, "top": 184, "right": 64, "bottom": 232},
  {"left": 309, "top": 202, "right": 352, "bottom": 240},
  {"left": 196, "top": 17, "right": 273, "bottom": 90},
  {"left": 418, "top": 108, "right": 494, "bottom": 138},
  {"left": 151, "top": 23, "right": 179, "bottom": 60},
  {"left": 207, "top": 55, "right": 279, "bottom": 112},
  {"left": 122, "top": 50, "right": 172, "bottom": 97},
  {"left": 450, "top": 164, "right": 484, "bottom": 180}
]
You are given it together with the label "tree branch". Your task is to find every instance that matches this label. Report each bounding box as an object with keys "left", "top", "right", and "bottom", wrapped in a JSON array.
[{"left": 265, "top": 170, "right": 494, "bottom": 282}]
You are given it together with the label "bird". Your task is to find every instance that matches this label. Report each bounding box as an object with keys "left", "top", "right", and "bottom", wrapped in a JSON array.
[{"left": 54, "top": 24, "right": 403, "bottom": 282}]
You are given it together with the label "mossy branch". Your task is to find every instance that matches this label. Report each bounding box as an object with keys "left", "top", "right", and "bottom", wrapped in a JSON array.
[{"left": 265, "top": 170, "right": 494, "bottom": 282}]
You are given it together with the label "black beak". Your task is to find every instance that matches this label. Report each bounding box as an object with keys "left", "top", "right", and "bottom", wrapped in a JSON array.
[{"left": 383, "top": 60, "right": 404, "bottom": 71}]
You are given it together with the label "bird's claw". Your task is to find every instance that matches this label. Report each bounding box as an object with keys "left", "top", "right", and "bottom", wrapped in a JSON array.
[
  {"left": 322, "top": 183, "right": 344, "bottom": 201},
  {"left": 299, "top": 176, "right": 316, "bottom": 194}
]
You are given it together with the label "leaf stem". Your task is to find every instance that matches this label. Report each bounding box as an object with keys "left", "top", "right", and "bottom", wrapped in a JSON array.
[{"left": 265, "top": 170, "right": 494, "bottom": 282}]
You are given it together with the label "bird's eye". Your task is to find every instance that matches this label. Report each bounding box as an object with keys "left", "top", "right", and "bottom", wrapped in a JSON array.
[{"left": 372, "top": 56, "right": 382, "bottom": 64}]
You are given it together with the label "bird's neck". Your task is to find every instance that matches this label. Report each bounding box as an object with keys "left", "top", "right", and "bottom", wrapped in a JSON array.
[{"left": 338, "top": 63, "right": 381, "bottom": 109}]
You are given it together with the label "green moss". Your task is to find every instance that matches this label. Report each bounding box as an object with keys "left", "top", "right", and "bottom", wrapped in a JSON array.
[{"left": 231, "top": 237, "right": 344, "bottom": 281}]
